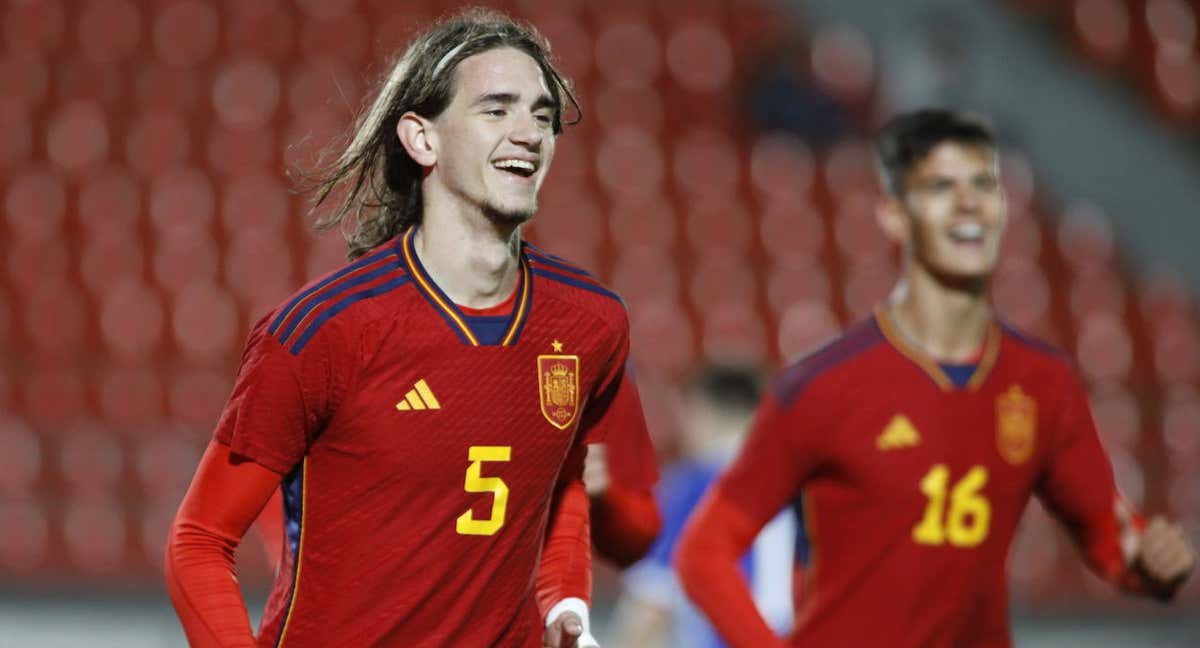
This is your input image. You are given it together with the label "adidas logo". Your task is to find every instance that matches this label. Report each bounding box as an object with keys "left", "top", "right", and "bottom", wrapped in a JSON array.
[
  {"left": 396, "top": 379, "right": 441, "bottom": 411},
  {"left": 877, "top": 415, "right": 920, "bottom": 450}
]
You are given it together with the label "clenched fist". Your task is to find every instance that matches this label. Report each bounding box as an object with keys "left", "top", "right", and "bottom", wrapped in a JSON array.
[{"left": 1134, "top": 516, "right": 1195, "bottom": 601}]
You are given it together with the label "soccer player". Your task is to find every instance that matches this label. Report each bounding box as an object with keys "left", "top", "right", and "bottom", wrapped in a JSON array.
[
  {"left": 165, "top": 10, "right": 654, "bottom": 647},
  {"left": 609, "top": 365, "right": 802, "bottom": 648},
  {"left": 674, "top": 109, "right": 1196, "bottom": 648}
]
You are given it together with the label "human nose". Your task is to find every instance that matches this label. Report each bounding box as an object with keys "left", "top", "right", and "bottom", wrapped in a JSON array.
[{"left": 508, "top": 111, "right": 543, "bottom": 149}]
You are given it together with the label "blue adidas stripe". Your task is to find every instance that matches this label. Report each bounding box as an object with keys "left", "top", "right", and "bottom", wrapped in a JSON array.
[
  {"left": 289, "top": 275, "right": 411, "bottom": 354},
  {"left": 526, "top": 247, "right": 596, "bottom": 279},
  {"left": 268, "top": 245, "right": 397, "bottom": 336},
  {"left": 278, "top": 260, "right": 404, "bottom": 345},
  {"left": 531, "top": 267, "right": 623, "bottom": 305}
]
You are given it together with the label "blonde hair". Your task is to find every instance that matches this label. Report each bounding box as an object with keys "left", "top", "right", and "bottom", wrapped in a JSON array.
[{"left": 308, "top": 7, "right": 579, "bottom": 259}]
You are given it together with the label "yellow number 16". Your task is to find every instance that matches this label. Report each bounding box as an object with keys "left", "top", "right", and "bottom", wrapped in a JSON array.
[
  {"left": 912, "top": 464, "right": 991, "bottom": 547},
  {"left": 456, "top": 446, "right": 511, "bottom": 536}
]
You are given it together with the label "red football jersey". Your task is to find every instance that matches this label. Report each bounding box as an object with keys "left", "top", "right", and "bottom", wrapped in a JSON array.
[
  {"left": 215, "top": 229, "right": 649, "bottom": 647},
  {"left": 706, "top": 308, "right": 1135, "bottom": 648}
]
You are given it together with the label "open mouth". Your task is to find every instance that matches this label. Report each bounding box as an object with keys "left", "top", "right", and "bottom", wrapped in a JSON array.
[
  {"left": 948, "top": 222, "right": 985, "bottom": 245},
  {"left": 492, "top": 158, "right": 537, "bottom": 178}
]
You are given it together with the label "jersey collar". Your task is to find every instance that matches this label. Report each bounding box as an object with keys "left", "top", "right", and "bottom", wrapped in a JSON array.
[
  {"left": 873, "top": 304, "right": 1002, "bottom": 392},
  {"left": 398, "top": 227, "right": 532, "bottom": 346}
]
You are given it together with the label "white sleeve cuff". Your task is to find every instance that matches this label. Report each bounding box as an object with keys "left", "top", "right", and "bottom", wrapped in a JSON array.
[{"left": 545, "top": 597, "right": 599, "bottom": 648}]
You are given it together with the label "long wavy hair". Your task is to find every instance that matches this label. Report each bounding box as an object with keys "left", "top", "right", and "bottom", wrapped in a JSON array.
[{"left": 308, "top": 7, "right": 580, "bottom": 259}]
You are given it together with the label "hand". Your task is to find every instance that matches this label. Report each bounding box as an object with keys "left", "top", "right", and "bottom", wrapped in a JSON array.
[
  {"left": 583, "top": 443, "right": 609, "bottom": 497},
  {"left": 1134, "top": 516, "right": 1195, "bottom": 601},
  {"left": 543, "top": 611, "right": 598, "bottom": 648}
]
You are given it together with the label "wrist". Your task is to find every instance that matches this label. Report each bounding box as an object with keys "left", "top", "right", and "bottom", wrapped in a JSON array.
[{"left": 545, "top": 597, "right": 598, "bottom": 648}]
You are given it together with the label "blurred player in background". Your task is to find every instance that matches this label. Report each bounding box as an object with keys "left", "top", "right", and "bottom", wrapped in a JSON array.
[
  {"left": 165, "top": 9, "right": 656, "bottom": 647},
  {"left": 608, "top": 364, "right": 802, "bottom": 648},
  {"left": 675, "top": 109, "right": 1195, "bottom": 648},
  {"left": 584, "top": 403, "right": 662, "bottom": 568}
]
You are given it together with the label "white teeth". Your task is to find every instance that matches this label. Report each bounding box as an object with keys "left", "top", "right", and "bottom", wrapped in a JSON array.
[
  {"left": 493, "top": 159, "right": 535, "bottom": 172},
  {"left": 950, "top": 222, "right": 984, "bottom": 241}
]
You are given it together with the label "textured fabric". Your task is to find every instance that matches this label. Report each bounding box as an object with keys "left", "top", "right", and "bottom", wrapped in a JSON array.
[
  {"left": 678, "top": 312, "right": 1138, "bottom": 648},
  {"left": 212, "top": 233, "right": 644, "bottom": 647}
]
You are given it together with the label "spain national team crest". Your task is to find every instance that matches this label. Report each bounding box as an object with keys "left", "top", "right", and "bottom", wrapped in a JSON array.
[
  {"left": 996, "top": 385, "right": 1037, "bottom": 466},
  {"left": 538, "top": 348, "right": 580, "bottom": 430}
]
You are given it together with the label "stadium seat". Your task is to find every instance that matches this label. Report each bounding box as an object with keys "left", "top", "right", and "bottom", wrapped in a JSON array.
[
  {"left": 759, "top": 200, "right": 826, "bottom": 269},
  {"left": 46, "top": 100, "right": 109, "bottom": 172},
  {"left": 1075, "top": 312, "right": 1134, "bottom": 382},
  {"left": 1150, "top": 313, "right": 1200, "bottom": 383},
  {"left": 5, "top": 166, "right": 67, "bottom": 242},
  {"left": 3, "top": 0, "right": 64, "bottom": 55},
  {"left": 688, "top": 260, "right": 757, "bottom": 309},
  {"left": 594, "top": 19, "right": 662, "bottom": 88},
  {"left": 57, "top": 422, "right": 126, "bottom": 493},
  {"left": 213, "top": 59, "right": 281, "bottom": 130},
  {"left": 993, "top": 256, "right": 1052, "bottom": 330},
  {"left": 282, "top": 106, "right": 347, "bottom": 174},
  {"left": 226, "top": 0, "right": 296, "bottom": 62},
  {"left": 1088, "top": 384, "right": 1142, "bottom": 449},
  {"left": 298, "top": 12, "right": 371, "bottom": 63},
  {"left": 0, "top": 416, "right": 43, "bottom": 496},
  {"left": 607, "top": 193, "right": 678, "bottom": 253},
  {"left": 0, "top": 51, "right": 50, "bottom": 109},
  {"left": 148, "top": 167, "right": 215, "bottom": 232},
  {"left": 665, "top": 21, "right": 734, "bottom": 93},
  {"left": 0, "top": 500, "right": 50, "bottom": 572},
  {"left": 295, "top": 0, "right": 359, "bottom": 20},
  {"left": 821, "top": 138, "right": 878, "bottom": 201},
  {"left": 699, "top": 301, "right": 768, "bottom": 363},
  {"left": 1144, "top": 0, "right": 1197, "bottom": 60},
  {"left": 125, "top": 109, "right": 192, "bottom": 178},
  {"left": 77, "top": 166, "right": 142, "bottom": 238},
  {"left": 21, "top": 279, "right": 88, "bottom": 361},
  {"left": 152, "top": 1, "right": 219, "bottom": 69},
  {"left": 23, "top": 365, "right": 88, "bottom": 428},
  {"left": 685, "top": 199, "right": 754, "bottom": 258},
  {"left": 97, "top": 367, "right": 165, "bottom": 427},
  {"left": 99, "top": 279, "right": 165, "bottom": 361},
  {"left": 1151, "top": 51, "right": 1200, "bottom": 123},
  {"left": 629, "top": 297, "right": 696, "bottom": 376},
  {"left": 305, "top": 230, "right": 353, "bottom": 280},
  {"left": 999, "top": 207, "right": 1044, "bottom": 261},
  {"left": 78, "top": 0, "right": 142, "bottom": 65},
  {"left": 766, "top": 261, "right": 832, "bottom": 316},
  {"left": 672, "top": 128, "right": 742, "bottom": 203},
  {"left": 6, "top": 238, "right": 70, "bottom": 298},
  {"left": 1070, "top": 0, "right": 1132, "bottom": 68},
  {"left": 132, "top": 59, "right": 203, "bottom": 110},
  {"left": 808, "top": 24, "right": 876, "bottom": 110},
  {"left": 171, "top": 282, "right": 241, "bottom": 365},
  {"left": 776, "top": 298, "right": 841, "bottom": 361},
  {"left": 529, "top": 191, "right": 605, "bottom": 259},
  {"left": 0, "top": 103, "right": 34, "bottom": 170},
  {"left": 832, "top": 192, "right": 889, "bottom": 261},
  {"left": 1001, "top": 151, "right": 1037, "bottom": 213},
  {"left": 610, "top": 248, "right": 681, "bottom": 307},
  {"left": 525, "top": 9, "right": 593, "bottom": 86},
  {"left": 287, "top": 57, "right": 361, "bottom": 117},
  {"left": 1067, "top": 267, "right": 1126, "bottom": 320},
  {"left": 749, "top": 132, "right": 817, "bottom": 205},
  {"left": 594, "top": 126, "right": 665, "bottom": 199},
  {"left": 79, "top": 232, "right": 146, "bottom": 299},
  {"left": 592, "top": 84, "right": 664, "bottom": 134},
  {"left": 841, "top": 259, "right": 896, "bottom": 322},
  {"left": 62, "top": 495, "right": 128, "bottom": 574},
  {"left": 167, "top": 369, "right": 234, "bottom": 427},
  {"left": 224, "top": 229, "right": 295, "bottom": 306},
  {"left": 1057, "top": 202, "right": 1117, "bottom": 273},
  {"left": 152, "top": 226, "right": 220, "bottom": 293},
  {"left": 207, "top": 124, "right": 277, "bottom": 176},
  {"left": 1008, "top": 503, "right": 1062, "bottom": 595}
]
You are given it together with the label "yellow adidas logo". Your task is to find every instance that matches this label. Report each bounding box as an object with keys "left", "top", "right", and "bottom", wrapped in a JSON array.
[
  {"left": 877, "top": 415, "right": 921, "bottom": 450},
  {"left": 396, "top": 379, "right": 441, "bottom": 411}
]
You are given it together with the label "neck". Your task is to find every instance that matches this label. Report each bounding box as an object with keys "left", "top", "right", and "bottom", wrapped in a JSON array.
[
  {"left": 414, "top": 195, "right": 522, "bottom": 310},
  {"left": 885, "top": 261, "right": 992, "bottom": 363}
]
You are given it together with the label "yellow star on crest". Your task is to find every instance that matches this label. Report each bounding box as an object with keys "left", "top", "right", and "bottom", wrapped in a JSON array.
[{"left": 551, "top": 339, "right": 564, "bottom": 352}]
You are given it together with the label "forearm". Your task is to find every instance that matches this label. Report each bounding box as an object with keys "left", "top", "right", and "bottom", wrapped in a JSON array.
[
  {"left": 591, "top": 484, "right": 661, "bottom": 567},
  {"left": 674, "top": 491, "right": 787, "bottom": 648}
]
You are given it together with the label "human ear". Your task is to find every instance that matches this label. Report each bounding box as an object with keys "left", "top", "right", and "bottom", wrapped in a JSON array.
[
  {"left": 396, "top": 112, "right": 437, "bottom": 167},
  {"left": 876, "top": 196, "right": 909, "bottom": 246}
]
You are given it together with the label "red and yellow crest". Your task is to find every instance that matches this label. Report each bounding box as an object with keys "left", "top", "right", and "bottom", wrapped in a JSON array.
[
  {"left": 538, "top": 354, "right": 580, "bottom": 430},
  {"left": 996, "top": 385, "right": 1037, "bottom": 466}
]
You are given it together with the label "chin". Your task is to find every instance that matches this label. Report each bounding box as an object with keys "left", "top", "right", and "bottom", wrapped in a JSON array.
[{"left": 483, "top": 201, "right": 536, "bottom": 226}]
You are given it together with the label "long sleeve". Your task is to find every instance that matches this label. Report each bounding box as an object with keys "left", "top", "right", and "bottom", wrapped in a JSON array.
[
  {"left": 165, "top": 441, "right": 284, "bottom": 647},
  {"left": 591, "top": 483, "right": 661, "bottom": 567},
  {"left": 537, "top": 441, "right": 593, "bottom": 615}
]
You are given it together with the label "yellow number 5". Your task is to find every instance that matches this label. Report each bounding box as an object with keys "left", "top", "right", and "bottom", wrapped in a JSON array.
[
  {"left": 912, "top": 464, "right": 991, "bottom": 547},
  {"left": 456, "top": 446, "right": 511, "bottom": 536}
]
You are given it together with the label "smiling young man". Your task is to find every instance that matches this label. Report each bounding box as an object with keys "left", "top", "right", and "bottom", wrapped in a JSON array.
[
  {"left": 674, "top": 109, "right": 1195, "bottom": 648},
  {"left": 164, "top": 10, "right": 656, "bottom": 647}
]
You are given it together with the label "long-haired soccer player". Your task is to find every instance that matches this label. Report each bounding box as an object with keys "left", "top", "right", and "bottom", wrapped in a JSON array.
[
  {"left": 164, "top": 9, "right": 656, "bottom": 647},
  {"left": 674, "top": 109, "right": 1195, "bottom": 647}
]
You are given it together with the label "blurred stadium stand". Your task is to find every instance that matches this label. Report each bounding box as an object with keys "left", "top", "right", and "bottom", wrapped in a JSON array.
[{"left": 0, "top": 0, "right": 1196, "bottom": 645}]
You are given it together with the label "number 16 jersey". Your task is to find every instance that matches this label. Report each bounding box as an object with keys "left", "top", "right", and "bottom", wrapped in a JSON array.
[{"left": 215, "top": 230, "right": 653, "bottom": 647}]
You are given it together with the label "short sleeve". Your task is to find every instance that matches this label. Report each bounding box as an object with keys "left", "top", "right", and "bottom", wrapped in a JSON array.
[
  {"left": 577, "top": 316, "right": 648, "bottom": 453},
  {"left": 213, "top": 315, "right": 346, "bottom": 475}
]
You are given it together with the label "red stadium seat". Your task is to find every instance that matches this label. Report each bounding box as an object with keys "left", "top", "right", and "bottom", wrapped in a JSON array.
[
  {"left": 0, "top": 500, "right": 50, "bottom": 572},
  {"left": 1000, "top": 151, "right": 1037, "bottom": 214},
  {"left": 372, "top": 7, "right": 437, "bottom": 63},
  {"left": 526, "top": 9, "right": 593, "bottom": 86},
  {"left": 5, "top": 166, "right": 67, "bottom": 242},
  {"left": 1161, "top": 388, "right": 1200, "bottom": 461},
  {"left": 610, "top": 248, "right": 681, "bottom": 307},
  {"left": 593, "top": 84, "right": 664, "bottom": 134},
  {"left": 993, "top": 257, "right": 1052, "bottom": 331},
  {"left": 6, "top": 238, "right": 70, "bottom": 297},
  {"left": 529, "top": 192, "right": 605, "bottom": 259},
  {"left": 305, "top": 230, "right": 353, "bottom": 280},
  {"left": 132, "top": 60, "right": 203, "bottom": 110},
  {"left": 171, "top": 282, "right": 241, "bottom": 365},
  {"left": 699, "top": 302, "right": 768, "bottom": 364},
  {"left": 0, "top": 51, "right": 50, "bottom": 109},
  {"left": 78, "top": 166, "right": 143, "bottom": 238},
  {"left": 282, "top": 106, "right": 348, "bottom": 174},
  {"left": 213, "top": 59, "right": 282, "bottom": 129},
  {"left": 21, "top": 280, "right": 88, "bottom": 361},
  {"left": 685, "top": 199, "right": 754, "bottom": 258},
  {"left": 749, "top": 133, "right": 817, "bottom": 205},
  {"left": 539, "top": 139, "right": 593, "bottom": 191},
  {"left": 842, "top": 259, "right": 896, "bottom": 322},
  {"left": 0, "top": 416, "right": 43, "bottom": 497},
  {"left": 1151, "top": 314, "right": 1200, "bottom": 383},
  {"left": 1088, "top": 384, "right": 1141, "bottom": 449},
  {"left": 822, "top": 138, "right": 878, "bottom": 199},
  {"left": 78, "top": 0, "right": 142, "bottom": 65},
  {"left": 0, "top": 288, "right": 12, "bottom": 354},
  {"left": 99, "top": 279, "right": 165, "bottom": 361},
  {"left": 1152, "top": 51, "right": 1200, "bottom": 123},
  {"left": 629, "top": 298, "right": 696, "bottom": 376},
  {"left": 998, "top": 207, "right": 1043, "bottom": 261},
  {"left": 58, "top": 422, "right": 126, "bottom": 493},
  {"left": 594, "top": 19, "right": 663, "bottom": 88},
  {"left": 0, "top": 103, "right": 33, "bottom": 170},
  {"left": 832, "top": 191, "right": 889, "bottom": 261},
  {"left": 97, "top": 367, "right": 165, "bottom": 427},
  {"left": 152, "top": 0, "right": 219, "bottom": 68},
  {"left": 287, "top": 57, "right": 362, "bottom": 116},
  {"left": 80, "top": 233, "right": 146, "bottom": 299},
  {"left": 153, "top": 226, "right": 220, "bottom": 293},
  {"left": 148, "top": 168, "right": 215, "bottom": 233},
  {"left": 759, "top": 200, "right": 825, "bottom": 269},
  {"left": 3, "top": 0, "right": 64, "bottom": 54},
  {"left": 125, "top": 109, "right": 193, "bottom": 178},
  {"left": 672, "top": 128, "right": 742, "bottom": 203},
  {"left": 594, "top": 127, "right": 665, "bottom": 199},
  {"left": 608, "top": 194, "right": 678, "bottom": 253},
  {"left": 1075, "top": 312, "right": 1134, "bottom": 382},
  {"left": 140, "top": 496, "right": 178, "bottom": 570},
  {"left": 665, "top": 21, "right": 733, "bottom": 93},
  {"left": 222, "top": 173, "right": 291, "bottom": 235},
  {"left": 62, "top": 495, "right": 128, "bottom": 574},
  {"left": 1067, "top": 267, "right": 1126, "bottom": 320},
  {"left": 809, "top": 24, "right": 876, "bottom": 109},
  {"left": 295, "top": 0, "right": 359, "bottom": 20},
  {"left": 46, "top": 100, "right": 110, "bottom": 172},
  {"left": 1105, "top": 445, "right": 1146, "bottom": 506},
  {"left": 766, "top": 262, "right": 832, "bottom": 317},
  {"left": 1057, "top": 202, "right": 1116, "bottom": 273},
  {"left": 24, "top": 365, "right": 88, "bottom": 428},
  {"left": 226, "top": 0, "right": 295, "bottom": 62},
  {"left": 776, "top": 299, "right": 841, "bottom": 361},
  {"left": 168, "top": 369, "right": 234, "bottom": 427},
  {"left": 132, "top": 433, "right": 206, "bottom": 494},
  {"left": 1145, "top": 0, "right": 1197, "bottom": 60},
  {"left": 207, "top": 124, "right": 277, "bottom": 176},
  {"left": 299, "top": 12, "right": 371, "bottom": 64},
  {"left": 688, "top": 260, "right": 756, "bottom": 309},
  {"left": 1070, "top": 0, "right": 1131, "bottom": 68}
]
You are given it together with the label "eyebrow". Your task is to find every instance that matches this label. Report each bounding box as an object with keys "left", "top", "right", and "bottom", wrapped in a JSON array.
[{"left": 472, "top": 92, "right": 557, "bottom": 111}]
